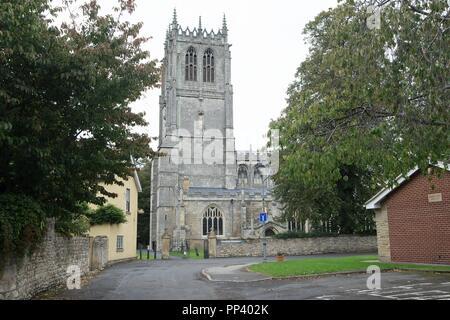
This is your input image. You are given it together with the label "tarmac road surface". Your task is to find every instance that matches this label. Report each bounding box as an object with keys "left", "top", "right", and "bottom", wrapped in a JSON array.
[{"left": 44, "top": 254, "right": 450, "bottom": 300}]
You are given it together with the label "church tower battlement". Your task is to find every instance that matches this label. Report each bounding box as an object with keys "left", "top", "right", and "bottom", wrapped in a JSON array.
[{"left": 165, "top": 10, "right": 228, "bottom": 47}]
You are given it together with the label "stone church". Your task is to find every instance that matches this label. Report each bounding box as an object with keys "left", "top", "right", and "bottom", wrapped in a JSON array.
[{"left": 150, "top": 11, "right": 287, "bottom": 250}]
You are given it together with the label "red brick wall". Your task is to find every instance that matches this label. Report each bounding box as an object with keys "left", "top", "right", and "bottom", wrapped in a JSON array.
[{"left": 384, "top": 170, "right": 450, "bottom": 265}]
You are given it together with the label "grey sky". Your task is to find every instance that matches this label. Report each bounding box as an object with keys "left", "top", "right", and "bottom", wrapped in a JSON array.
[{"left": 122, "top": 0, "right": 338, "bottom": 150}]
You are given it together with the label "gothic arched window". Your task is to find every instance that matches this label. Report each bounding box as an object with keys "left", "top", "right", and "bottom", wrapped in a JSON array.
[
  {"left": 253, "top": 164, "right": 265, "bottom": 185},
  {"left": 185, "top": 47, "right": 197, "bottom": 81},
  {"left": 203, "top": 48, "right": 215, "bottom": 83},
  {"left": 202, "top": 206, "right": 223, "bottom": 236},
  {"left": 238, "top": 164, "right": 248, "bottom": 187}
]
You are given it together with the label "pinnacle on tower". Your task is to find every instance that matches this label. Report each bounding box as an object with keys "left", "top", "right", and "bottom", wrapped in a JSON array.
[
  {"left": 165, "top": 26, "right": 170, "bottom": 44},
  {"left": 198, "top": 16, "right": 202, "bottom": 31},
  {"left": 222, "top": 14, "right": 228, "bottom": 34},
  {"left": 172, "top": 8, "right": 178, "bottom": 27}
]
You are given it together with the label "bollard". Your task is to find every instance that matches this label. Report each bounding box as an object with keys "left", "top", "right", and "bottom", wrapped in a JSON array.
[
  {"left": 204, "top": 239, "right": 209, "bottom": 259},
  {"left": 262, "top": 241, "right": 267, "bottom": 261}
]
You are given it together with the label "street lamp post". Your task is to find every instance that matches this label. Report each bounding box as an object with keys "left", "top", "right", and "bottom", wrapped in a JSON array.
[
  {"left": 261, "top": 175, "right": 270, "bottom": 261},
  {"left": 179, "top": 176, "right": 190, "bottom": 256},
  {"left": 149, "top": 158, "right": 154, "bottom": 257}
]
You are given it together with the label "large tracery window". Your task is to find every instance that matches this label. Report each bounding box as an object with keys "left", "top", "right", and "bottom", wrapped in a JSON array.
[
  {"left": 202, "top": 206, "right": 223, "bottom": 236},
  {"left": 185, "top": 47, "right": 197, "bottom": 81},
  {"left": 203, "top": 48, "right": 215, "bottom": 83}
]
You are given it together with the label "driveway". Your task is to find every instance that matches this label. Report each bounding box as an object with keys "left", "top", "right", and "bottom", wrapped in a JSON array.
[{"left": 47, "top": 255, "right": 450, "bottom": 300}]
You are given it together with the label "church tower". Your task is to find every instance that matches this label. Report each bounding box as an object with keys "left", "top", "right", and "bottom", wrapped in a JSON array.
[{"left": 152, "top": 11, "right": 237, "bottom": 248}]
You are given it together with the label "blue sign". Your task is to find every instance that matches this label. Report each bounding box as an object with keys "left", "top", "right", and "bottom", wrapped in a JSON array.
[{"left": 259, "top": 212, "right": 267, "bottom": 223}]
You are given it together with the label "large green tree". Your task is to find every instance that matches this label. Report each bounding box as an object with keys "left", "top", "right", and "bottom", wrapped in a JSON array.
[
  {"left": 0, "top": 0, "right": 159, "bottom": 221},
  {"left": 270, "top": 0, "right": 449, "bottom": 231}
]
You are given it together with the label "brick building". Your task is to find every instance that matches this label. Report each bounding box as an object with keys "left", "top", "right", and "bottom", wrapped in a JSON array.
[{"left": 365, "top": 163, "right": 450, "bottom": 265}]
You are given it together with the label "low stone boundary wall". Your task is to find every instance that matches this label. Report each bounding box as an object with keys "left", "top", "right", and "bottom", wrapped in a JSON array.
[
  {"left": 0, "top": 220, "right": 90, "bottom": 299},
  {"left": 216, "top": 236, "right": 377, "bottom": 258}
]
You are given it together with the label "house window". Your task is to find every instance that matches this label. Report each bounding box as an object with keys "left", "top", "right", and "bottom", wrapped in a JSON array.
[
  {"left": 202, "top": 206, "right": 223, "bottom": 236},
  {"left": 185, "top": 47, "right": 197, "bottom": 81},
  {"left": 116, "top": 235, "right": 124, "bottom": 252},
  {"left": 126, "top": 188, "right": 131, "bottom": 213},
  {"left": 203, "top": 48, "right": 214, "bottom": 83}
]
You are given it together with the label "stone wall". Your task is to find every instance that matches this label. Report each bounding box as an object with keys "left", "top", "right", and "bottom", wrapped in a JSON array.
[
  {"left": 216, "top": 236, "right": 377, "bottom": 258},
  {"left": 0, "top": 220, "right": 90, "bottom": 300}
]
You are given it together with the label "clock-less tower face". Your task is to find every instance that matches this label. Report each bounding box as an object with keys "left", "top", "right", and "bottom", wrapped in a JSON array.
[{"left": 159, "top": 14, "right": 236, "bottom": 189}]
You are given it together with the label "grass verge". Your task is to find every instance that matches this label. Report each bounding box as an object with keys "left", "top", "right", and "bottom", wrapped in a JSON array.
[
  {"left": 170, "top": 249, "right": 204, "bottom": 260},
  {"left": 248, "top": 255, "right": 450, "bottom": 277}
]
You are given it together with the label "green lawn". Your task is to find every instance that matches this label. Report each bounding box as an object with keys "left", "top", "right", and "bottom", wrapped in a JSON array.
[
  {"left": 170, "top": 248, "right": 204, "bottom": 260},
  {"left": 248, "top": 255, "right": 450, "bottom": 277},
  {"left": 136, "top": 249, "right": 156, "bottom": 260}
]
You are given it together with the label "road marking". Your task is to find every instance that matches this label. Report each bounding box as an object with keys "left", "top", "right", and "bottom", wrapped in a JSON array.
[
  {"left": 351, "top": 282, "right": 450, "bottom": 300},
  {"left": 383, "top": 290, "right": 448, "bottom": 300},
  {"left": 316, "top": 295, "right": 339, "bottom": 300}
]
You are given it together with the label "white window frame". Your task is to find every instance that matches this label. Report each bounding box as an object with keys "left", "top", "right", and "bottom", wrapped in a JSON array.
[{"left": 116, "top": 235, "right": 124, "bottom": 252}]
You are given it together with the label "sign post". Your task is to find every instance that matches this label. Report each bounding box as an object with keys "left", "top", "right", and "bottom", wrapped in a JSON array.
[
  {"left": 259, "top": 212, "right": 267, "bottom": 223},
  {"left": 260, "top": 212, "right": 268, "bottom": 261}
]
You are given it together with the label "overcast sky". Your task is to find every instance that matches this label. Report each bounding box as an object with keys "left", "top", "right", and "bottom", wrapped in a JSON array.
[{"left": 113, "top": 0, "right": 338, "bottom": 150}]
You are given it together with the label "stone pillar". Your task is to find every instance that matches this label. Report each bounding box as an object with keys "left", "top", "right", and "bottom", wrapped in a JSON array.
[
  {"left": 89, "top": 236, "right": 108, "bottom": 271},
  {"left": 375, "top": 206, "right": 391, "bottom": 262},
  {"left": 208, "top": 230, "right": 217, "bottom": 258},
  {"left": 161, "top": 231, "right": 171, "bottom": 260}
]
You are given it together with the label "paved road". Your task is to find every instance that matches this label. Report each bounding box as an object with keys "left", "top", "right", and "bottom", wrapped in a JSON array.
[{"left": 49, "top": 255, "right": 450, "bottom": 300}]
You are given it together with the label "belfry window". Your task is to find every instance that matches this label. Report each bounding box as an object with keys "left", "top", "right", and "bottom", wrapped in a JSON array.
[
  {"left": 185, "top": 47, "right": 197, "bottom": 81},
  {"left": 203, "top": 48, "right": 215, "bottom": 83},
  {"left": 202, "top": 206, "right": 223, "bottom": 236}
]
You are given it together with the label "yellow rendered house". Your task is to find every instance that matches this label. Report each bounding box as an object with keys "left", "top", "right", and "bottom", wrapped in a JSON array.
[{"left": 89, "top": 170, "right": 142, "bottom": 262}]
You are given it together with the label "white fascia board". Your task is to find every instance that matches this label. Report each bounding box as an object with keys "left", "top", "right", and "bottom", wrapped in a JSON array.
[{"left": 364, "top": 161, "right": 450, "bottom": 210}]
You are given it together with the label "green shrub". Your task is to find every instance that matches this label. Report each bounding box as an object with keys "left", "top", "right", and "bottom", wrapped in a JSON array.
[
  {"left": 55, "top": 202, "right": 92, "bottom": 236},
  {"left": 0, "top": 194, "right": 47, "bottom": 272},
  {"left": 89, "top": 204, "right": 127, "bottom": 225}
]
